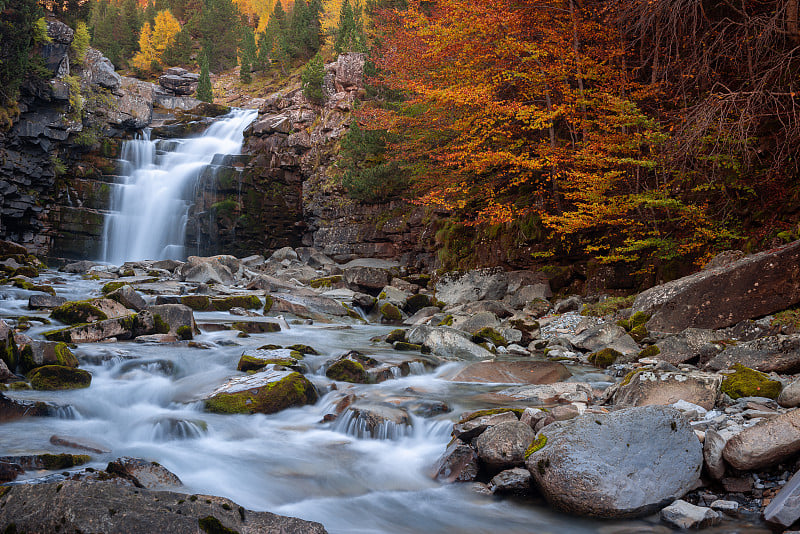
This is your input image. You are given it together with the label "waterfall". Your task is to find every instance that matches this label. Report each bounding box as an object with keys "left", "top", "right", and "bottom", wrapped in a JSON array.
[{"left": 100, "top": 109, "right": 257, "bottom": 264}]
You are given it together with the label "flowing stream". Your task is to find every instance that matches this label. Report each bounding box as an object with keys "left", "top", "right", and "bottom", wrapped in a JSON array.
[{"left": 100, "top": 109, "right": 258, "bottom": 265}]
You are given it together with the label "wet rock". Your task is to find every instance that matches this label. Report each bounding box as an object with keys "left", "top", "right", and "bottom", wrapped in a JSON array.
[
  {"left": 49, "top": 435, "right": 111, "bottom": 454},
  {"left": 28, "top": 294, "right": 67, "bottom": 309},
  {"left": 178, "top": 255, "right": 238, "bottom": 285},
  {"left": 237, "top": 349, "right": 300, "bottom": 371},
  {"left": 487, "top": 382, "right": 594, "bottom": 406},
  {"left": 453, "top": 410, "right": 520, "bottom": 441},
  {"left": 50, "top": 298, "right": 130, "bottom": 325},
  {"left": 0, "top": 453, "right": 90, "bottom": 471},
  {"left": 632, "top": 240, "right": 800, "bottom": 333},
  {"left": 612, "top": 370, "right": 722, "bottom": 410},
  {"left": 0, "top": 359, "right": 13, "bottom": 381},
  {"left": 270, "top": 294, "right": 349, "bottom": 318},
  {"left": 476, "top": 421, "right": 535, "bottom": 470},
  {"left": 29, "top": 365, "right": 91, "bottom": 390},
  {"left": 204, "top": 368, "right": 317, "bottom": 415},
  {"left": 435, "top": 268, "right": 509, "bottom": 306},
  {"left": 107, "top": 285, "right": 147, "bottom": 311},
  {"left": 406, "top": 325, "right": 493, "bottom": 360},
  {"left": 62, "top": 260, "right": 98, "bottom": 273},
  {"left": 0, "top": 461, "right": 23, "bottom": 482},
  {"left": 659, "top": 500, "right": 721, "bottom": 529},
  {"left": 432, "top": 441, "right": 479, "bottom": 483},
  {"left": 655, "top": 329, "right": 718, "bottom": 365},
  {"left": 339, "top": 402, "right": 412, "bottom": 439},
  {"left": 146, "top": 304, "right": 197, "bottom": 336},
  {"left": 526, "top": 405, "right": 703, "bottom": 518},
  {"left": 764, "top": 468, "right": 800, "bottom": 527},
  {"left": 19, "top": 340, "right": 77, "bottom": 372},
  {"left": 489, "top": 467, "right": 532, "bottom": 494},
  {"left": 570, "top": 323, "right": 640, "bottom": 357},
  {"left": 723, "top": 408, "right": 800, "bottom": 470},
  {"left": 0, "top": 480, "right": 327, "bottom": 534},
  {"left": 44, "top": 312, "right": 156, "bottom": 343},
  {"left": 106, "top": 457, "right": 182, "bottom": 489},
  {"left": 706, "top": 335, "right": 800, "bottom": 374},
  {"left": 0, "top": 392, "right": 52, "bottom": 421},
  {"left": 446, "top": 361, "right": 571, "bottom": 385},
  {"left": 325, "top": 353, "right": 373, "bottom": 383}
]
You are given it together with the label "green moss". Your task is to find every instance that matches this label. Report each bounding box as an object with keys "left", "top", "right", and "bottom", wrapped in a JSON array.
[
  {"left": 629, "top": 324, "right": 648, "bottom": 342},
  {"left": 637, "top": 345, "right": 661, "bottom": 359},
  {"left": 629, "top": 311, "right": 651, "bottom": 329},
  {"left": 393, "top": 342, "right": 422, "bottom": 351},
  {"left": 204, "top": 371, "right": 317, "bottom": 415},
  {"left": 620, "top": 368, "right": 646, "bottom": 386},
  {"left": 438, "top": 315, "right": 454, "bottom": 326},
  {"left": 51, "top": 300, "right": 107, "bottom": 325},
  {"left": 386, "top": 329, "right": 406, "bottom": 344},
  {"left": 232, "top": 321, "right": 281, "bottom": 334},
  {"left": 237, "top": 354, "right": 297, "bottom": 372},
  {"left": 258, "top": 344, "right": 283, "bottom": 350},
  {"left": 287, "top": 344, "right": 319, "bottom": 355},
  {"left": 12, "top": 266, "right": 38, "bottom": 278},
  {"left": 54, "top": 342, "right": 78, "bottom": 367},
  {"left": 101, "top": 281, "right": 126, "bottom": 295},
  {"left": 263, "top": 295, "right": 274, "bottom": 313},
  {"left": 309, "top": 275, "right": 342, "bottom": 288},
  {"left": 177, "top": 325, "right": 193, "bottom": 340},
  {"left": 588, "top": 348, "right": 622, "bottom": 368},
  {"left": 380, "top": 302, "right": 402, "bottom": 322},
  {"left": 153, "top": 314, "right": 170, "bottom": 334},
  {"left": 42, "top": 323, "right": 90, "bottom": 342},
  {"left": 39, "top": 453, "right": 91, "bottom": 470},
  {"left": 181, "top": 295, "right": 212, "bottom": 311},
  {"left": 213, "top": 295, "right": 262, "bottom": 311},
  {"left": 325, "top": 359, "right": 369, "bottom": 383},
  {"left": 121, "top": 269, "right": 135, "bottom": 277},
  {"left": 580, "top": 296, "right": 635, "bottom": 317},
  {"left": 198, "top": 515, "right": 239, "bottom": 534},
  {"left": 472, "top": 327, "right": 507, "bottom": 347},
  {"left": 721, "top": 364, "right": 782, "bottom": 400},
  {"left": 12, "top": 278, "right": 56, "bottom": 296},
  {"left": 29, "top": 365, "right": 91, "bottom": 390},
  {"left": 404, "top": 294, "right": 433, "bottom": 314},
  {"left": 458, "top": 408, "right": 525, "bottom": 423},
  {"left": 524, "top": 434, "right": 547, "bottom": 459}
]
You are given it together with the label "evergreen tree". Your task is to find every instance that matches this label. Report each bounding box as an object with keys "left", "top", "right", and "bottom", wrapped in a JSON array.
[
  {"left": 71, "top": 21, "right": 91, "bottom": 64},
  {"left": 334, "top": 0, "right": 365, "bottom": 55},
  {"left": 267, "top": 0, "right": 289, "bottom": 72},
  {"left": 254, "top": 30, "right": 272, "bottom": 70},
  {"left": 301, "top": 53, "right": 324, "bottom": 103},
  {"left": 163, "top": 26, "right": 192, "bottom": 66},
  {"left": 197, "top": 49, "right": 213, "bottom": 101},
  {"left": 287, "top": 0, "right": 306, "bottom": 58},
  {"left": 199, "top": 0, "right": 242, "bottom": 72},
  {"left": 120, "top": 0, "right": 142, "bottom": 61},
  {"left": 90, "top": 0, "right": 124, "bottom": 66},
  {"left": 239, "top": 25, "right": 256, "bottom": 83},
  {"left": 303, "top": 0, "right": 323, "bottom": 56},
  {"left": 0, "top": 0, "right": 43, "bottom": 108}
]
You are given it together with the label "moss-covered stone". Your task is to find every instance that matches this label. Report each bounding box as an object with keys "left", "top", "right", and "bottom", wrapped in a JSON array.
[
  {"left": 385, "top": 329, "right": 406, "bottom": 344},
  {"left": 404, "top": 294, "right": 433, "bottom": 314},
  {"left": 258, "top": 344, "right": 283, "bottom": 350},
  {"left": 153, "top": 314, "right": 170, "bottom": 334},
  {"left": 438, "top": 315, "right": 454, "bottom": 326},
  {"left": 54, "top": 342, "right": 78, "bottom": 367},
  {"left": 236, "top": 354, "right": 296, "bottom": 372},
  {"left": 101, "top": 281, "right": 126, "bottom": 295},
  {"left": 309, "top": 275, "right": 342, "bottom": 289},
  {"left": 263, "top": 295, "right": 273, "bottom": 313},
  {"left": 50, "top": 300, "right": 108, "bottom": 325},
  {"left": 628, "top": 311, "right": 651, "bottom": 329},
  {"left": 212, "top": 295, "right": 261, "bottom": 311},
  {"left": 629, "top": 324, "right": 648, "bottom": 342},
  {"left": 181, "top": 295, "right": 212, "bottom": 311},
  {"left": 286, "top": 344, "right": 319, "bottom": 355},
  {"left": 29, "top": 365, "right": 91, "bottom": 390},
  {"left": 379, "top": 302, "right": 402, "bottom": 322},
  {"left": 620, "top": 368, "right": 646, "bottom": 386},
  {"left": 472, "top": 327, "right": 507, "bottom": 347},
  {"left": 198, "top": 515, "right": 238, "bottom": 534},
  {"left": 177, "top": 325, "right": 193, "bottom": 340},
  {"left": 580, "top": 296, "right": 635, "bottom": 317},
  {"left": 393, "top": 342, "right": 422, "bottom": 351},
  {"left": 588, "top": 348, "right": 622, "bottom": 368},
  {"left": 204, "top": 371, "right": 317, "bottom": 415},
  {"left": 232, "top": 321, "right": 280, "bottom": 334},
  {"left": 638, "top": 345, "right": 661, "bottom": 359},
  {"left": 524, "top": 434, "right": 547, "bottom": 459},
  {"left": 325, "top": 359, "right": 369, "bottom": 383},
  {"left": 12, "top": 278, "right": 56, "bottom": 296},
  {"left": 721, "top": 364, "right": 782, "bottom": 400},
  {"left": 39, "top": 453, "right": 91, "bottom": 470}
]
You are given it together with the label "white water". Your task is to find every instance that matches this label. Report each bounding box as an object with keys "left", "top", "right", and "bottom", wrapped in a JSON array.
[{"left": 101, "top": 109, "right": 257, "bottom": 264}]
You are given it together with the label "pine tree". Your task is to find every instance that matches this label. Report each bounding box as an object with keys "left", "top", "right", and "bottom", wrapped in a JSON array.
[
  {"left": 197, "top": 50, "right": 213, "bottom": 102},
  {"left": 163, "top": 26, "right": 192, "bottom": 66},
  {"left": 334, "top": 0, "right": 365, "bottom": 54},
  {"left": 0, "top": 0, "right": 43, "bottom": 107},
  {"left": 200, "top": 0, "right": 242, "bottom": 72},
  {"left": 301, "top": 52, "right": 324, "bottom": 103},
  {"left": 239, "top": 25, "right": 256, "bottom": 83},
  {"left": 254, "top": 30, "right": 272, "bottom": 70},
  {"left": 71, "top": 21, "right": 91, "bottom": 65}
]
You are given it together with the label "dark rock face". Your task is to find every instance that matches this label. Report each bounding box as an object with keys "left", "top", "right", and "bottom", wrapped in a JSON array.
[
  {"left": 0, "top": 480, "right": 328, "bottom": 534},
  {"left": 633, "top": 240, "right": 800, "bottom": 333},
  {"left": 158, "top": 72, "right": 199, "bottom": 96}
]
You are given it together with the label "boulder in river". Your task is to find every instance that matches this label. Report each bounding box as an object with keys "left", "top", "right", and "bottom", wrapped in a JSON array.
[
  {"left": 445, "top": 361, "right": 571, "bottom": 385},
  {"left": 19, "top": 340, "right": 77, "bottom": 373},
  {"left": 476, "top": 421, "right": 535, "bottom": 470},
  {"left": 43, "top": 311, "right": 156, "bottom": 343},
  {"left": 204, "top": 368, "right": 318, "bottom": 415},
  {"left": 0, "top": 480, "right": 328, "bottom": 534},
  {"left": 27, "top": 294, "right": 67, "bottom": 309},
  {"left": 29, "top": 365, "right": 91, "bottom": 390},
  {"left": 432, "top": 441, "right": 479, "bottom": 483},
  {"left": 525, "top": 405, "right": 703, "bottom": 518},
  {"left": 406, "top": 325, "right": 493, "bottom": 360},
  {"left": 106, "top": 457, "right": 182, "bottom": 489}
]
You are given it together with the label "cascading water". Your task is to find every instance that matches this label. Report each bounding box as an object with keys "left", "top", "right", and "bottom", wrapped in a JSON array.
[{"left": 100, "top": 109, "right": 257, "bottom": 264}]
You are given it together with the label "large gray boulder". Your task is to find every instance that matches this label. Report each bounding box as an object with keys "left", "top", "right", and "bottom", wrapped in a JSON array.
[
  {"left": 569, "top": 322, "right": 640, "bottom": 357},
  {"left": 158, "top": 73, "right": 199, "bottom": 95},
  {"left": 435, "top": 268, "right": 509, "bottom": 306},
  {"left": 406, "top": 325, "right": 493, "bottom": 360},
  {"left": 705, "top": 335, "right": 800, "bottom": 374},
  {"left": 476, "top": 421, "right": 535, "bottom": 470},
  {"left": 178, "top": 255, "right": 237, "bottom": 285},
  {"left": 526, "top": 405, "right": 703, "bottom": 518},
  {"left": 146, "top": 304, "right": 196, "bottom": 335},
  {"left": 82, "top": 48, "right": 121, "bottom": 91},
  {"left": 632, "top": 240, "right": 800, "bottom": 333},
  {"left": 113, "top": 77, "right": 155, "bottom": 129},
  {"left": 0, "top": 480, "right": 327, "bottom": 534},
  {"left": 655, "top": 328, "right": 717, "bottom": 365}
]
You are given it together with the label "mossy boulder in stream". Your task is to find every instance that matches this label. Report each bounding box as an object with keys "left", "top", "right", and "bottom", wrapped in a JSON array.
[
  {"left": 236, "top": 349, "right": 301, "bottom": 372},
  {"left": 721, "top": 364, "right": 782, "bottom": 400},
  {"left": 204, "top": 368, "right": 317, "bottom": 414},
  {"left": 325, "top": 351, "right": 380, "bottom": 384},
  {"left": 19, "top": 341, "right": 77, "bottom": 373},
  {"left": 29, "top": 365, "right": 92, "bottom": 390},
  {"left": 50, "top": 300, "right": 108, "bottom": 324},
  {"left": 212, "top": 295, "right": 262, "bottom": 311}
]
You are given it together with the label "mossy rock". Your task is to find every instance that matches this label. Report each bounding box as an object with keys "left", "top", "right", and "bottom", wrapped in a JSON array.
[
  {"left": 198, "top": 515, "right": 238, "bottom": 534},
  {"left": 628, "top": 311, "right": 651, "bottom": 329},
  {"left": 472, "top": 327, "right": 507, "bottom": 347},
  {"left": 287, "top": 344, "right": 319, "bottom": 355},
  {"left": 12, "top": 278, "right": 56, "bottom": 296},
  {"left": 232, "top": 321, "right": 280, "bottom": 334},
  {"left": 213, "top": 295, "right": 262, "bottom": 311},
  {"left": 379, "top": 302, "right": 402, "bottom": 322},
  {"left": 263, "top": 295, "right": 273, "bottom": 313},
  {"left": 21, "top": 342, "right": 79, "bottom": 372},
  {"left": 629, "top": 324, "right": 648, "bottom": 343},
  {"left": 309, "top": 275, "right": 342, "bottom": 289},
  {"left": 524, "top": 434, "right": 547, "bottom": 460},
  {"left": 153, "top": 314, "right": 170, "bottom": 334},
  {"left": 588, "top": 348, "right": 622, "bottom": 368},
  {"left": 404, "top": 294, "right": 433, "bottom": 314},
  {"left": 325, "top": 359, "right": 369, "bottom": 383},
  {"left": 39, "top": 453, "right": 91, "bottom": 470},
  {"left": 237, "top": 354, "right": 296, "bottom": 372},
  {"left": 177, "top": 325, "right": 193, "bottom": 340},
  {"left": 721, "top": 364, "right": 782, "bottom": 400},
  {"left": 258, "top": 344, "right": 283, "bottom": 350},
  {"left": 385, "top": 329, "right": 406, "bottom": 344},
  {"left": 638, "top": 345, "right": 661, "bottom": 359},
  {"left": 204, "top": 371, "right": 317, "bottom": 415},
  {"left": 101, "top": 281, "right": 126, "bottom": 295},
  {"left": 181, "top": 295, "right": 212, "bottom": 311},
  {"left": 12, "top": 266, "right": 39, "bottom": 278},
  {"left": 50, "top": 300, "right": 108, "bottom": 325},
  {"left": 29, "top": 365, "right": 91, "bottom": 390},
  {"left": 393, "top": 342, "right": 422, "bottom": 351},
  {"left": 580, "top": 296, "right": 635, "bottom": 317},
  {"left": 438, "top": 315, "right": 454, "bottom": 326}
]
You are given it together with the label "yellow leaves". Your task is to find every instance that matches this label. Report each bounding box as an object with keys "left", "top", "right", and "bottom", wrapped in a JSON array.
[{"left": 131, "top": 10, "right": 181, "bottom": 72}]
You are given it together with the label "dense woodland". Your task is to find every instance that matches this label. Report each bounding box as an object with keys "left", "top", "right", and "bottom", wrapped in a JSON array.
[{"left": 2, "top": 0, "right": 800, "bottom": 277}]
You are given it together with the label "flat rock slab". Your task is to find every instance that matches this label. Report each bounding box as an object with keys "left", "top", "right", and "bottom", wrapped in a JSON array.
[
  {"left": 632, "top": 240, "right": 800, "bottom": 333},
  {"left": 526, "top": 405, "right": 703, "bottom": 518},
  {"left": 445, "top": 361, "right": 571, "bottom": 385},
  {"left": 0, "top": 480, "right": 327, "bottom": 534},
  {"left": 764, "top": 468, "right": 800, "bottom": 527},
  {"left": 705, "top": 335, "right": 800, "bottom": 374},
  {"left": 612, "top": 370, "right": 722, "bottom": 411}
]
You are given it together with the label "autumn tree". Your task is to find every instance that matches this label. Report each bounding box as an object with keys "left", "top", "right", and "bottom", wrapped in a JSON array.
[{"left": 131, "top": 9, "right": 181, "bottom": 72}]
